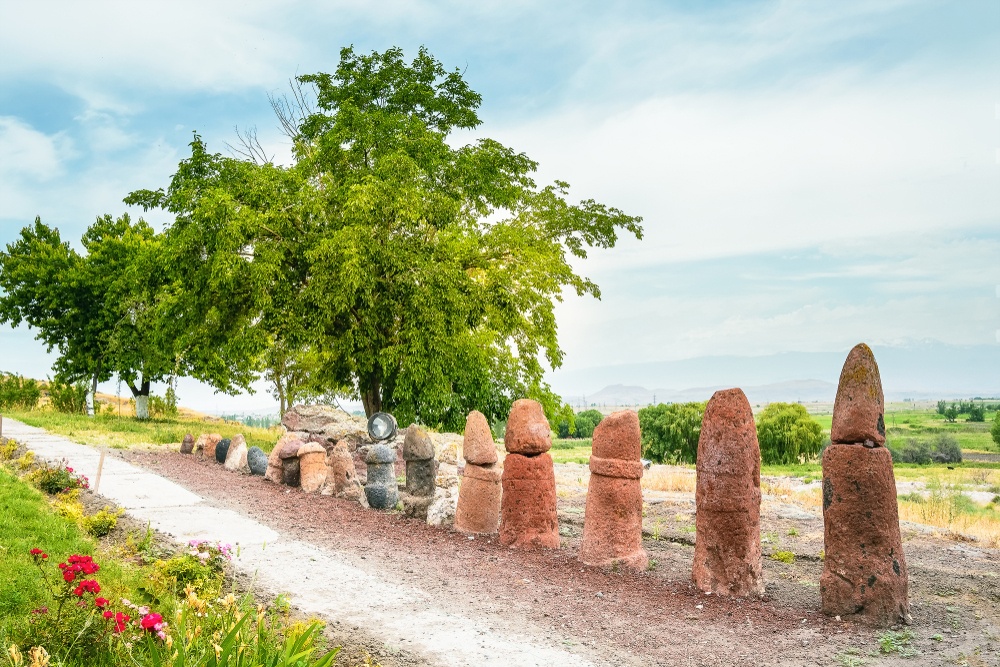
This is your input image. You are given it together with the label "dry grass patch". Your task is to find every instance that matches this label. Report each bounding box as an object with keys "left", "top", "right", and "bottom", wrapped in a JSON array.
[{"left": 641, "top": 467, "right": 696, "bottom": 493}]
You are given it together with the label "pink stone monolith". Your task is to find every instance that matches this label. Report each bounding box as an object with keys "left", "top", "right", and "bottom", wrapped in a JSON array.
[
  {"left": 692, "top": 388, "right": 763, "bottom": 596},
  {"left": 223, "top": 434, "right": 249, "bottom": 473},
  {"left": 297, "top": 442, "right": 328, "bottom": 494},
  {"left": 579, "top": 410, "right": 647, "bottom": 570},
  {"left": 504, "top": 399, "right": 552, "bottom": 455},
  {"left": 831, "top": 343, "right": 886, "bottom": 446},
  {"left": 462, "top": 410, "right": 498, "bottom": 465},
  {"left": 821, "top": 343, "right": 908, "bottom": 625}
]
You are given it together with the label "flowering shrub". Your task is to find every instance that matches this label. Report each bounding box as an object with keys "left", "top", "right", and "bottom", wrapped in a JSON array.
[
  {"left": 154, "top": 540, "right": 233, "bottom": 596},
  {"left": 29, "top": 460, "right": 89, "bottom": 495}
]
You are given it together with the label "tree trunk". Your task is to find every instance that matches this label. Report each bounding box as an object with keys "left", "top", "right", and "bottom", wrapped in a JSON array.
[
  {"left": 361, "top": 380, "right": 381, "bottom": 417},
  {"left": 86, "top": 374, "right": 96, "bottom": 417},
  {"left": 126, "top": 379, "right": 152, "bottom": 420}
]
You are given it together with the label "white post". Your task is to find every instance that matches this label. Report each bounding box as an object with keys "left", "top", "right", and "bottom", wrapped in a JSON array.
[{"left": 93, "top": 450, "right": 106, "bottom": 493}]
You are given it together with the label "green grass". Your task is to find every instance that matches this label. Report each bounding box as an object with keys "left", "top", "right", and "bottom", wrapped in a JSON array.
[
  {"left": 6, "top": 410, "right": 279, "bottom": 452},
  {"left": 0, "top": 468, "right": 147, "bottom": 640},
  {"left": 550, "top": 437, "right": 592, "bottom": 464}
]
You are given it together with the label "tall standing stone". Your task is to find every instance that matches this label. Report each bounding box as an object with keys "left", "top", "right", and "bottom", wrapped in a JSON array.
[
  {"left": 266, "top": 433, "right": 302, "bottom": 484},
  {"left": 579, "top": 410, "right": 648, "bottom": 570},
  {"left": 320, "top": 440, "right": 364, "bottom": 502},
  {"left": 499, "top": 400, "right": 559, "bottom": 548},
  {"left": 365, "top": 444, "right": 399, "bottom": 510},
  {"left": 180, "top": 433, "right": 195, "bottom": 454},
  {"left": 455, "top": 410, "right": 502, "bottom": 535},
  {"left": 691, "top": 389, "right": 763, "bottom": 596},
  {"left": 400, "top": 427, "right": 437, "bottom": 519},
  {"left": 224, "top": 434, "right": 250, "bottom": 473},
  {"left": 822, "top": 343, "right": 909, "bottom": 625}
]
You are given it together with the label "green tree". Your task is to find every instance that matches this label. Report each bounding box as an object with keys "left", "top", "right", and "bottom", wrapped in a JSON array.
[
  {"left": 573, "top": 409, "right": 604, "bottom": 438},
  {"left": 968, "top": 404, "right": 985, "bottom": 422},
  {"left": 637, "top": 402, "right": 706, "bottom": 464},
  {"left": 756, "top": 402, "right": 824, "bottom": 465},
  {"left": 126, "top": 46, "right": 642, "bottom": 430},
  {"left": 992, "top": 412, "right": 1000, "bottom": 449},
  {"left": 944, "top": 405, "right": 958, "bottom": 423}
]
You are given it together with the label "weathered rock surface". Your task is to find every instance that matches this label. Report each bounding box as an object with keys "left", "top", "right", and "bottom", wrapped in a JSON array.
[
  {"left": 247, "top": 446, "right": 267, "bottom": 476},
  {"left": 821, "top": 444, "right": 909, "bottom": 625},
  {"left": 427, "top": 486, "right": 458, "bottom": 528},
  {"left": 320, "top": 441, "right": 360, "bottom": 499},
  {"left": 215, "top": 438, "right": 231, "bottom": 464},
  {"left": 281, "top": 457, "right": 300, "bottom": 487},
  {"left": 266, "top": 433, "right": 303, "bottom": 484},
  {"left": 403, "top": 426, "right": 435, "bottom": 461},
  {"left": 504, "top": 399, "right": 552, "bottom": 455},
  {"left": 436, "top": 462, "right": 459, "bottom": 489},
  {"left": 831, "top": 343, "right": 886, "bottom": 446},
  {"left": 180, "top": 433, "right": 195, "bottom": 454},
  {"left": 202, "top": 434, "right": 222, "bottom": 461},
  {"left": 431, "top": 432, "right": 463, "bottom": 465},
  {"left": 499, "top": 452, "right": 559, "bottom": 548},
  {"left": 579, "top": 410, "right": 647, "bottom": 570},
  {"left": 364, "top": 444, "right": 399, "bottom": 510},
  {"left": 282, "top": 404, "right": 368, "bottom": 446},
  {"left": 462, "top": 410, "right": 498, "bottom": 465},
  {"left": 455, "top": 462, "right": 502, "bottom": 535},
  {"left": 193, "top": 434, "right": 208, "bottom": 456},
  {"left": 223, "top": 434, "right": 249, "bottom": 474},
  {"left": 298, "top": 442, "right": 328, "bottom": 493},
  {"left": 692, "top": 389, "right": 762, "bottom": 596}
]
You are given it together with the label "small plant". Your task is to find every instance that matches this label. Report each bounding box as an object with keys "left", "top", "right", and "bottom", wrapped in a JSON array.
[
  {"left": 0, "top": 439, "right": 18, "bottom": 460},
  {"left": 931, "top": 633, "right": 943, "bottom": 641},
  {"left": 786, "top": 528, "right": 799, "bottom": 537},
  {"left": 16, "top": 450, "right": 35, "bottom": 470},
  {"left": 770, "top": 551, "right": 795, "bottom": 564},
  {"left": 29, "top": 460, "right": 89, "bottom": 495},
  {"left": 152, "top": 540, "right": 233, "bottom": 596},
  {"left": 84, "top": 506, "right": 124, "bottom": 537},
  {"left": 877, "top": 628, "right": 917, "bottom": 656},
  {"left": 836, "top": 647, "right": 867, "bottom": 667}
]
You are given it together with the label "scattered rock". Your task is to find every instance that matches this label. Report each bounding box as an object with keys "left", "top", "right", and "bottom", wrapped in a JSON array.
[
  {"left": 223, "top": 434, "right": 249, "bottom": 474},
  {"left": 579, "top": 410, "right": 647, "bottom": 571},
  {"left": 247, "top": 446, "right": 267, "bottom": 476},
  {"left": 321, "top": 441, "right": 362, "bottom": 501},
  {"left": 282, "top": 458, "right": 301, "bottom": 487},
  {"left": 282, "top": 404, "right": 368, "bottom": 445},
  {"left": 435, "top": 462, "right": 460, "bottom": 489},
  {"left": 215, "top": 438, "right": 231, "bottom": 464},
  {"left": 267, "top": 433, "right": 304, "bottom": 484},
  {"left": 364, "top": 444, "right": 399, "bottom": 510},
  {"left": 431, "top": 432, "right": 463, "bottom": 465},
  {"left": 427, "top": 486, "right": 458, "bottom": 528},
  {"left": 830, "top": 343, "right": 886, "bottom": 446},
  {"left": 193, "top": 434, "right": 208, "bottom": 456},
  {"left": 180, "top": 433, "right": 195, "bottom": 454},
  {"left": 692, "top": 389, "right": 763, "bottom": 596}
]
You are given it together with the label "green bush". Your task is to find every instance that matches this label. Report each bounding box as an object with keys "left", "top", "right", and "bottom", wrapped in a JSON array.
[
  {"left": 573, "top": 409, "right": 604, "bottom": 438},
  {"left": 47, "top": 379, "right": 89, "bottom": 413},
  {"left": 30, "top": 460, "right": 90, "bottom": 494},
  {"left": 889, "top": 435, "right": 962, "bottom": 465},
  {"left": 84, "top": 506, "right": 124, "bottom": 537},
  {"left": 0, "top": 373, "right": 41, "bottom": 410},
  {"left": 756, "top": 402, "right": 823, "bottom": 465},
  {"left": 992, "top": 412, "right": 1000, "bottom": 449},
  {"left": 638, "top": 402, "right": 706, "bottom": 464},
  {"left": 149, "top": 387, "right": 178, "bottom": 418}
]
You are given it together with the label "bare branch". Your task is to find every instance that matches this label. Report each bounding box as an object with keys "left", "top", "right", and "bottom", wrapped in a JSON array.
[{"left": 226, "top": 125, "right": 274, "bottom": 165}]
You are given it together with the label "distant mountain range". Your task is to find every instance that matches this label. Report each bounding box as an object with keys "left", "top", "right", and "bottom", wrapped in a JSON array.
[{"left": 551, "top": 343, "right": 1000, "bottom": 406}]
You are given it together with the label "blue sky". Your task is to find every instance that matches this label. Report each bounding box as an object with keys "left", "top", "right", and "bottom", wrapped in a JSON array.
[{"left": 1, "top": 1, "right": 998, "bottom": 411}]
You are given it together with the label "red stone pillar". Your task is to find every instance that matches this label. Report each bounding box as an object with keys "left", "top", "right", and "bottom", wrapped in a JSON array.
[
  {"left": 579, "top": 410, "right": 647, "bottom": 570},
  {"left": 692, "top": 388, "right": 763, "bottom": 596},
  {"left": 456, "top": 410, "right": 502, "bottom": 535},
  {"left": 499, "top": 400, "right": 559, "bottom": 548},
  {"left": 821, "top": 343, "right": 909, "bottom": 625}
]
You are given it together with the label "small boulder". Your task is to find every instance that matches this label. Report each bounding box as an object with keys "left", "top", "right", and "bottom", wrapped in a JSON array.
[
  {"left": 215, "top": 438, "right": 231, "bottom": 464},
  {"left": 193, "top": 434, "right": 208, "bottom": 456},
  {"left": 203, "top": 434, "right": 222, "bottom": 461},
  {"left": 831, "top": 343, "right": 886, "bottom": 446},
  {"left": 180, "top": 433, "right": 195, "bottom": 454},
  {"left": 247, "top": 446, "right": 267, "bottom": 476},
  {"left": 427, "top": 486, "right": 459, "bottom": 528},
  {"left": 223, "top": 434, "right": 249, "bottom": 474},
  {"left": 266, "top": 432, "right": 304, "bottom": 484},
  {"left": 282, "top": 457, "right": 301, "bottom": 487}
]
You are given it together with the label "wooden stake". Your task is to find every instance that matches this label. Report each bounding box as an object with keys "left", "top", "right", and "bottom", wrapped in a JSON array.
[{"left": 93, "top": 449, "right": 106, "bottom": 493}]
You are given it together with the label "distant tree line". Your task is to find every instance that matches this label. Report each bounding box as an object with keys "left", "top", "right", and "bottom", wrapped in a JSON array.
[{"left": 936, "top": 399, "right": 997, "bottom": 423}]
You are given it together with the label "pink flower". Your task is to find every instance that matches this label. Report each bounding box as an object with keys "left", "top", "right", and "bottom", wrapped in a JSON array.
[{"left": 140, "top": 612, "right": 163, "bottom": 630}]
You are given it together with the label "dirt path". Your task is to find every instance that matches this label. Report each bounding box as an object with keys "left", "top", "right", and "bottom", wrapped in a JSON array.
[{"left": 7, "top": 419, "right": 999, "bottom": 666}]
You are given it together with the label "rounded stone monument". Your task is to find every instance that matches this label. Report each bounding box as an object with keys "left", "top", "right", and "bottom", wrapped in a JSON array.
[
  {"left": 247, "top": 446, "right": 267, "bottom": 476},
  {"left": 579, "top": 410, "right": 648, "bottom": 570},
  {"left": 499, "top": 400, "right": 559, "bottom": 548},
  {"left": 691, "top": 388, "right": 763, "bottom": 596},
  {"left": 180, "top": 433, "right": 195, "bottom": 454},
  {"left": 298, "top": 442, "right": 328, "bottom": 493},
  {"left": 455, "top": 410, "right": 502, "bottom": 535},
  {"left": 365, "top": 444, "right": 399, "bottom": 510}
]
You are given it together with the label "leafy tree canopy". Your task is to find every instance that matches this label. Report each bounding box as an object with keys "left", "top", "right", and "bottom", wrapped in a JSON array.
[
  {"left": 638, "top": 402, "right": 706, "bottom": 464},
  {"left": 573, "top": 409, "right": 604, "bottom": 439},
  {"left": 126, "top": 46, "right": 643, "bottom": 430},
  {"left": 755, "top": 402, "right": 824, "bottom": 465}
]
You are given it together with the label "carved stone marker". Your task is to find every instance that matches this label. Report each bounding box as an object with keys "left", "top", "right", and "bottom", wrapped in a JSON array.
[
  {"left": 298, "top": 441, "right": 328, "bottom": 493},
  {"left": 821, "top": 343, "right": 909, "bottom": 626},
  {"left": 455, "top": 410, "right": 501, "bottom": 535},
  {"left": 180, "top": 433, "right": 195, "bottom": 454},
  {"left": 579, "top": 410, "right": 647, "bottom": 570},
  {"left": 499, "top": 400, "right": 559, "bottom": 548},
  {"left": 365, "top": 444, "right": 399, "bottom": 510},
  {"left": 400, "top": 426, "right": 437, "bottom": 519},
  {"left": 691, "top": 388, "right": 762, "bottom": 596}
]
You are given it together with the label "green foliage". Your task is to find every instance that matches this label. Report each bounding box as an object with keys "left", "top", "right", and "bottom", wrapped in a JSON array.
[
  {"left": 638, "top": 402, "right": 706, "bottom": 464},
  {"left": 148, "top": 389, "right": 179, "bottom": 418},
  {"left": 29, "top": 460, "right": 90, "bottom": 495},
  {"left": 47, "top": 378, "right": 89, "bottom": 414},
  {"left": 967, "top": 404, "right": 985, "bottom": 422},
  {"left": 126, "top": 46, "right": 642, "bottom": 431},
  {"left": 756, "top": 402, "right": 823, "bottom": 465},
  {"left": 573, "top": 409, "right": 603, "bottom": 438},
  {"left": 944, "top": 405, "right": 958, "bottom": 422},
  {"left": 888, "top": 435, "right": 962, "bottom": 465},
  {"left": 769, "top": 550, "right": 795, "bottom": 564},
  {"left": 992, "top": 412, "right": 1000, "bottom": 448},
  {"left": 84, "top": 506, "right": 124, "bottom": 538},
  {"left": 0, "top": 373, "right": 40, "bottom": 410},
  {"left": 876, "top": 628, "right": 916, "bottom": 656}
]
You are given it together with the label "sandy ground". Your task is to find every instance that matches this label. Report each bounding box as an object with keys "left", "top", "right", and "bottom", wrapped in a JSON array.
[{"left": 5, "top": 418, "right": 999, "bottom": 666}]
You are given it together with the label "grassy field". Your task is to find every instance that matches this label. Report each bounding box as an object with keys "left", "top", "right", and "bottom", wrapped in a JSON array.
[{"left": 4, "top": 410, "right": 280, "bottom": 452}]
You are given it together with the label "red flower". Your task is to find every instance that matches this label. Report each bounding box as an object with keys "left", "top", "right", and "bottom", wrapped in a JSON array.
[
  {"left": 30, "top": 548, "right": 43, "bottom": 555},
  {"left": 113, "top": 612, "right": 130, "bottom": 633},
  {"left": 140, "top": 612, "right": 163, "bottom": 630},
  {"left": 95, "top": 597, "right": 109, "bottom": 608},
  {"left": 63, "top": 570, "right": 76, "bottom": 583},
  {"left": 66, "top": 467, "right": 73, "bottom": 472},
  {"left": 103, "top": 610, "right": 114, "bottom": 619}
]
